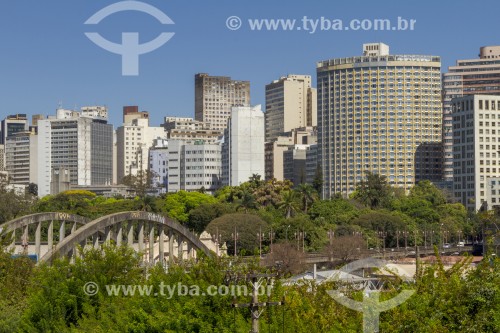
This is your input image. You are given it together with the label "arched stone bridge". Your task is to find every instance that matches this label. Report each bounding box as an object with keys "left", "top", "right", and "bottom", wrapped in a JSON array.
[{"left": 0, "top": 211, "right": 215, "bottom": 265}]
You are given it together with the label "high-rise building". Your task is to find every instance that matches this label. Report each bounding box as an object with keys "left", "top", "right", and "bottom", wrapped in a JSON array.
[
  {"left": 162, "top": 117, "right": 222, "bottom": 144},
  {"left": 116, "top": 118, "right": 165, "bottom": 183},
  {"left": 195, "top": 73, "right": 251, "bottom": 131},
  {"left": 317, "top": 43, "right": 442, "bottom": 198},
  {"left": 0, "top": 114, "right": 28, "bottom": 145},
  {"left": 452, "top": 95, "right": 500, "bottom": 211},
  {"left": 443, "top": 46, "right": 500, "bottom": 182},
  {"left": 222, "top": 105, "right": 265, "bottom": 186},
  {"left": 5, "top": 130, "right": 38, "bottom": 185},
  {"left": 167, "top": 140, "right": 222, "bottom": 193},
  {"left": 37, "top": 107, "right": 113, "bottom": 197},
  {"left": 265, "top": 74, "right": 317, "bottom": 142}
]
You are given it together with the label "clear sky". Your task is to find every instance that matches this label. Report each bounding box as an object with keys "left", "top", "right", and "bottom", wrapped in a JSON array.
[{"left": 0, "top": 0, "right": 499, "bottom": 128}]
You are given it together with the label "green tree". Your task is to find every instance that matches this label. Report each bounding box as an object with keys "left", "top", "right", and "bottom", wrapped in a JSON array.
[
  {"left": 187, "top": 202, "right": 234, "bottom": 234},
  {"left": 205, "top": 213, "right": 268, "bottom": 255},
  {"left": 159, "top": 191, "right": 217, "bottom": 223},
  {"left": 409, "top": 180, "right": 447, "bottom": 206},
  {"left": 352, "top": 171, "right": 392, "bottom": 209},
  {"left": 236, "top": 189, "right": 258, "bottom": 213},
  {"left": 295, "top": 183, "right": 317, "bottom": 213},
  {"left": 312, "top": 163, "right": 323, "bottom": 196},
  {"left": 278, "top": 190, "right": 300, "bottom": 219},
  {"left": 309, "top": 197, "right": 360, "bottom": 226}
]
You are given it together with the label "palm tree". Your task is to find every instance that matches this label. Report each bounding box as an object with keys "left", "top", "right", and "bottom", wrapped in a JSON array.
[
  {"left": 236, "top": 189, "right": 257, "bottom": 213},
  {"left": 278, "top": 191, "right": 299, "bottom": 219},
  {"left": 295, "top": 183, "right": 316, "bottom": 214}
]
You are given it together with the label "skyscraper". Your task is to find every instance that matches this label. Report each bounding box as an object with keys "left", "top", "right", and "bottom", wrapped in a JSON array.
[
  {"left": 195, "top": 73, "right": 251, "bottom": 131},
  {"left": 443, "top": 46, "right": 500, "bottom": 182},
  {"left": 317, "top": 43, "right": 442, "bottom": 198},
  {"left": 451, "top": 95, "right": 500, "bottom": 211},
  {"left": 37, "top": 107, "right": 113, "bottom": 197},
  {"left": 222, "top": 105, "right": 265, "bottom": 186},
  {"left": 265, "top": 74, "right": 317, "bottom": 142}
]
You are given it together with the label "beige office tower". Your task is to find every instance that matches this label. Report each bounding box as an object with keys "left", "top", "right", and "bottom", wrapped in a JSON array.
[
  {"left": 195, "top": 73, "right": 250, "bottom": 131},
  {"left": 265, "top": 74, "right": 317, "bottom": 142},
  {"left": 317, "top": 43, "right": 442, "bottom": 198},
  {"left": 442, "top": 46, "right": 500, "bottom": 182}
]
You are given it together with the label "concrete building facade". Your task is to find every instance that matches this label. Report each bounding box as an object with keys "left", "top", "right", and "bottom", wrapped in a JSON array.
[
  {"left": 167, "top": 140, "right": 222, "bottom": 193},
  {"left": 195, "top": 73, "right": 251, "bottom": 131},
  {"left": 5, "top": 130, "right": 38, "bottom": 185},
  {"left": 37, "top": 108, "right": 113, "bottom": 197},
  {"left": 116, "top": 118, "right": 165, "bottom": 183},
  {"left": 317, "top": 43, "right": 442, "bottom": 198},
  {"left": 149, "top": 138, "right": 169, "bottom": 191},
  {"left": 443, "top": 46, "right": 500, "bottom": 182},
  {"left": 1, "top": 114, "right": 28, "bottom": 145},
  {"left": 222, "top": 105, "right": 265, "bottom": 186},
  {"left": 162, "top": 117, "right": 222, "bottom": 144},
  {"left": 265, "top": 74, "right": 317, "bottom": 142},
  {"left": 264, "top": 126, "right": 317, "bottom": 181},
  {"left": 452, "top": 95, "right": 500, "bottom": 211}
]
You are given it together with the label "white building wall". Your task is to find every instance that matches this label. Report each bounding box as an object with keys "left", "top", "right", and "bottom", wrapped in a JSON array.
[
  {"left": 37, "top": 120, "right": 52, "bottom": 197},
  {"left": 223, "top": 105, "right": 265, "bottom": 186}
]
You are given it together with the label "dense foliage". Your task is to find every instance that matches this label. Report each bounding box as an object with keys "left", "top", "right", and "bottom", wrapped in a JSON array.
[
  {"left": 0, "top": 242, "right": 498, "bottom": 332},
  {"left": 0, "top": 173, "right": 499, "bottom": 331}
]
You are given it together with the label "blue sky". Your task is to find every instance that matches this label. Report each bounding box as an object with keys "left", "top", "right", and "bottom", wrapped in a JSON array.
[{"left": 0, "top": 0, "right": 499, "bottom": 127}]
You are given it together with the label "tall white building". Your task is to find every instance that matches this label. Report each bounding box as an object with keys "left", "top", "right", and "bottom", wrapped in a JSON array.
[
  {"left": 167, "top": 140, "right": 222, "bottom": 193},
  {"left": 443, "top": 46, "right": 500, "bottom": 182},
  {"left": 222, "top": 105, "right": 265, "bottom": 186},
  {"left": 37, "top": 108, "right": 113, "bottom": 197},
  {"left": 116, "top": 118, "right": 165, "bottom": 183},
  {"left": 452, "top": 95, "right": 500, "bottom": 211},
  {"left": 265, "top": 74, "right": 317, "bottom": 142}
]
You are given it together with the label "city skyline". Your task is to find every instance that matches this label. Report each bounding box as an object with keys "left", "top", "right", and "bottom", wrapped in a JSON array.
[{"left": 1, "top": 0, "right": 499, "bottom": 127}]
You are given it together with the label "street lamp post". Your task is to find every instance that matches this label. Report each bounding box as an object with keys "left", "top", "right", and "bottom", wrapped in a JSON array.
[
  {"left": 257, "top": 227, "right": 264, "bottom": 258},
  {"left": 327, "top": 230, "right": 334, "bottom": 262},
  {"left": 268, "top": 227, "right": 275, "bottom": 253},
  {"left": 231, "top": 227, "right": 239, "bottom": 257},
  {"left": 285, "top": 225, "right": 291, "bottom": 241},
  {"left": 378, "top": 231, "right": 387, "bottom": 258},
  {"left": 327, "top": 230, "right": 334, "bottom": 247},
  {"left": 302, "top": 231, "right": 307, "bottom": 253}
]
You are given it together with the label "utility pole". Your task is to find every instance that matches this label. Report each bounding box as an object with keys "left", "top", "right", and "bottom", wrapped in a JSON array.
[{"left": 232, "top": 274, "right": 284, "bottom": 333}]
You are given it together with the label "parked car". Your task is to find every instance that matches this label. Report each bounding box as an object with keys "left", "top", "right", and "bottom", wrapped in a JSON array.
[
  {"left": 457, "top": 241, "right": 465, "bottom": 247},
  {"left": 443, "top": 243, "right": 451, "bottom": 249}
]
